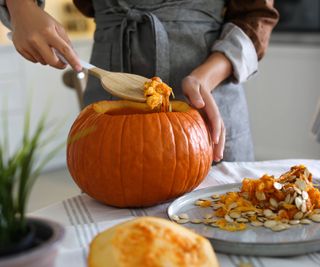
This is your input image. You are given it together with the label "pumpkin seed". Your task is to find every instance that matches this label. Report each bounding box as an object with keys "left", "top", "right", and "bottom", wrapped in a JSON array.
[
  {"left": 195, "top": 200, "right": 204, "bottom": 206},
  {"left": 271, "top": 224, "right": 287, "bottom": 232},
  {"left": 301, "top": 201, "right": 307, "bottom": 213},
  {"left": 255, "top": 191, "right": 266, "bottom": 201},
  {"left": 212, "top": 203, "right": 224, "bottom": 210},
  {"left": 295, "top": 179, "right": 307, "bottom": 191},
  {"left": 210, "top": 223, "right": 218, "bottom": 227},
  {"left": 229, "top": 202, "right": 238, "bottom": 209},
  {"left": 289, "top": 220, "right": 300, "bottom": 225},
  {"left": 269, "top": 198, "right": 278, "bottom": 208},
  {"left": 294, "top": 187, "right": 302, "bottom": 195},
  {"left": 302, "top": 191, "right": 309, "bottom": 200},
  {"left": 211, "top": 194, "right": 220, "bottom": 199},
  {"left": 310, "top": 214, "right": 320, "bottom": 222},
  {"left": 264, "top": 220, "right": 278, "bottom": 228},
  {"left": 245, "top": 211, "right": 256, "bottom": 216},
  {"left": 263, "top": 209, "right": 274, "bottom": 218},
  {"left": 304, "top": 168, "right": 310, "bottom": 177},
  {"left": 295, "top": 196, "right": 303, "bottom": 209},
  {"left": 292, "top": 191, "right": 298, "bottom": 200},
  {"left": 257, "top": 217, "right": 267, "bottom": 222},
  {"left": 237, "top": 218, "right": 249, "bottom": 223},
  {"left": 288, "top": 195, "right": 295, "bottom": 204},
  {"left": 269, "top": 214, "right": 277, "bottom": 220},
  {"left": 224, "top": 214, "right": 234, "bottom": 223},
  {"left": 251, "top": 221, "right": 263, "bottom": 227},
  {"left": 203, "top": 213, "right": 213, "bottom": 219},
  {"left": 285, "top": 194, "right": 291, "bottom": 204},
  {"left": 229, "top": 211, "right": 241, "bottom": 219},
  {"left": 171, "top": 215, "right": 180, "bottom": 221},
  {"left": 203, "top": 218, "right": 217, "bottom": 224},
  {"left": 294, "top": 211, "right": 304, "bottom": 220},
  {"left": 190, "top": 219, "right": 202, "bottom": 224},
  {"left": 313, "top": 209, "right": 320, "bottom": 214},
  {"left": 300, "top": 219, "right": 312, "bottom": 224},
  {"left": 176, "top": 218, "right": 189, "bottom": 224},
  {"left": 179, "top": 213, "right": 189, "bottom": 220}
]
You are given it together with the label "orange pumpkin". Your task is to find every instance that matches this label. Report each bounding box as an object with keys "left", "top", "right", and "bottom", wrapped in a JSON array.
[{"left": 67, "top": 100, "right": 213, "bottom": 207}]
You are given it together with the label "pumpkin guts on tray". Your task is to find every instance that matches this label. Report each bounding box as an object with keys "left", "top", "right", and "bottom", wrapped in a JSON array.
[{"left": 173, "top": 165, "right": 320, "bottom": 232}]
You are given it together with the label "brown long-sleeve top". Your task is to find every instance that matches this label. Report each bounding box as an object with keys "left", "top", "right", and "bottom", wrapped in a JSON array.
[{"left": 73, "top": 0, "right": 279, "bottom": 61}]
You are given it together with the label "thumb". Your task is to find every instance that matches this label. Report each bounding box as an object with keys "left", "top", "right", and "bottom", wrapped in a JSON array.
[{"left": 182, "top": 76, "right": 205, "bottom": 109}]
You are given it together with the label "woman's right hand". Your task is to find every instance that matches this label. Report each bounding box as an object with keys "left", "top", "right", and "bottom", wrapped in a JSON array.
[{"left": 6, "top": 0, "right": 82, "bottom": 71}]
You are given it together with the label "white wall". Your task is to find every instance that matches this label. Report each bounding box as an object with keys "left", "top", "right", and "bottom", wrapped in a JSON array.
[
  {"left": 245, "top": 43, "right": 320, "bottom": 160},
  {"left": 0, "top": 39, "right": 93, "bottom": 171}
]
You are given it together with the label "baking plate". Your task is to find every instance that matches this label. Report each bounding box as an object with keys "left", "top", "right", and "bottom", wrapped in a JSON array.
[{"left": 167, "top": 183, "right": 320, "bottom": 256}]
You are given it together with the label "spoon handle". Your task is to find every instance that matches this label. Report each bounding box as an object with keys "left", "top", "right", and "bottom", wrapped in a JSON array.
[
  {"left": 79, "top": 59, "right": 95, "bottom": 70},
  {"left": 54, "top": 49, "right": 107, "bottom": 79}
]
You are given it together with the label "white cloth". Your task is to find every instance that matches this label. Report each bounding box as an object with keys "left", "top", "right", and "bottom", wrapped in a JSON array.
[
  {"left": 31, "top": 159, "right": 320, "bottom": 267},
  {"left": 0, "top": 1, "right": 258, "bottom": 83},
  {"left": 212, "top": 22, "right": 258, "bottom": 83}
]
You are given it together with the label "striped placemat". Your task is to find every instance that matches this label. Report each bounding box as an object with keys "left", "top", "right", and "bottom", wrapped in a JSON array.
[{"left": 32, "top": 159, "right": 320, "bottom": 267}]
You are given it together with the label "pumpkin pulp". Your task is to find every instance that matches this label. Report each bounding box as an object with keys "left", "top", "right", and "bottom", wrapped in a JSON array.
[
  {"left": 93, "top": 100, "right": 190, "bottom": 116},
  {"left": 144, "top": 77, "right": 174, "bottom": 112}
]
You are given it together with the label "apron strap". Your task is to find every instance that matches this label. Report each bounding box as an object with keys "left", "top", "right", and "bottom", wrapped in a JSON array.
[{"left": 103, "top": 1, "right": 171, "bottom": 82}]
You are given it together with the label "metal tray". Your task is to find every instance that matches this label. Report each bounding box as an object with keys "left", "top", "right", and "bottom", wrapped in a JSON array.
[{"left": 167, "top": 183, "right": 320, "bottom": 256}]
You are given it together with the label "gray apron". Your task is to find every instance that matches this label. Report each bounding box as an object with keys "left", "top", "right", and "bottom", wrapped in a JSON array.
[{"left": 84, "top": 0, "right": 254, "bottom": 161}]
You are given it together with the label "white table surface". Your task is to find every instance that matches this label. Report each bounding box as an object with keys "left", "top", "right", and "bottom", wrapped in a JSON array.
[{"left": 31, "top": 159, "right": 320, "bottom": 267}]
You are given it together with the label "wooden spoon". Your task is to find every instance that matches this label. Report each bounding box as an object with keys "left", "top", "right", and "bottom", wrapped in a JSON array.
[
  {"left": 7, "top": 33, "right": 147, "bottom": 102},
  {"left": 79, "top": 60, "right": 147, "bottom": 102}
]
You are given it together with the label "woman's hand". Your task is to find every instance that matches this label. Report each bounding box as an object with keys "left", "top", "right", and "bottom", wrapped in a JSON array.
[
  {"left": 6, "top": 0, "right": 82, "bottom": 71},
  {"left": 182, "top": 52, "right": 233, "bottom": 162}
]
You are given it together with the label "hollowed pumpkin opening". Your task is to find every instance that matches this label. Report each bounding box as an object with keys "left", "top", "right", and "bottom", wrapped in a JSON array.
[{"left": 93, "top": 100, "right": 191, "bottom": 116}]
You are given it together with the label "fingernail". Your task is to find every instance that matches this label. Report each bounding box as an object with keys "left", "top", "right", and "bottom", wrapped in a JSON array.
[
  {"left": 196, "top": 100, "right": 204, "bottom": 107},
  {"left": 75, "top": 65, "right": 82, "bottom": 72}
]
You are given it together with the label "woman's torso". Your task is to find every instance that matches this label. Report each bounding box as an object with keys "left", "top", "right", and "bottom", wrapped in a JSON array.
[{"left": 84, "top": 0, "right": 254, "bottom": 161}]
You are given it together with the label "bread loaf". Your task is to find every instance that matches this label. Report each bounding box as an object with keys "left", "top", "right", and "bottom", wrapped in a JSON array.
[{"left": 88, "top": 216, "right": 219, "bottom": 267}]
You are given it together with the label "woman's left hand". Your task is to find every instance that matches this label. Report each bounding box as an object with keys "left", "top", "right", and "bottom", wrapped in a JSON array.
[
  {"left": 182, "top": 75, "right": 225, "bottom": 162},
  {"left": 182, "top": 52, "right": 233, "bottom": 162}
]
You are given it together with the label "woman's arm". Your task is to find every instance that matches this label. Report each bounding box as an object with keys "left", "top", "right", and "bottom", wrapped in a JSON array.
[
  {"left": 5, "top": 0, "right": 81, "bottom": 71},
  {"left": 226, "top": 0, "right": 279, "bottom": 60},
  {"left": 183, "top": 0, "right": 279, "bottom": 161},
  {"left": 183, "top": 52, "right": 231, "bottom": 162}
]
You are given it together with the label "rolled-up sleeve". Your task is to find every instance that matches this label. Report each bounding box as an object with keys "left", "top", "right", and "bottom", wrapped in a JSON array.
[
  {"left": 212, "top": 22, "right": 259, "bottom": 83},
  {"left": 0, "top": 0, "right": 45, "bottom": 29},
  {"left": 211, "top": 0, "right": 279, "bottom": 83}
]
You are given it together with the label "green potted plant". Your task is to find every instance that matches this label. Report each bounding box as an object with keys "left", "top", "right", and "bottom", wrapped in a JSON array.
[{"left": 0, "top": 106, "right": 65, "bottom": 267}]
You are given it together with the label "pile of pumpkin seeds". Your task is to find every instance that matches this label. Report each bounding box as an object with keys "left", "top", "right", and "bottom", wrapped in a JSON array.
[{"left": 171, "top": 167, "right": 320, "bottom": 232}]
